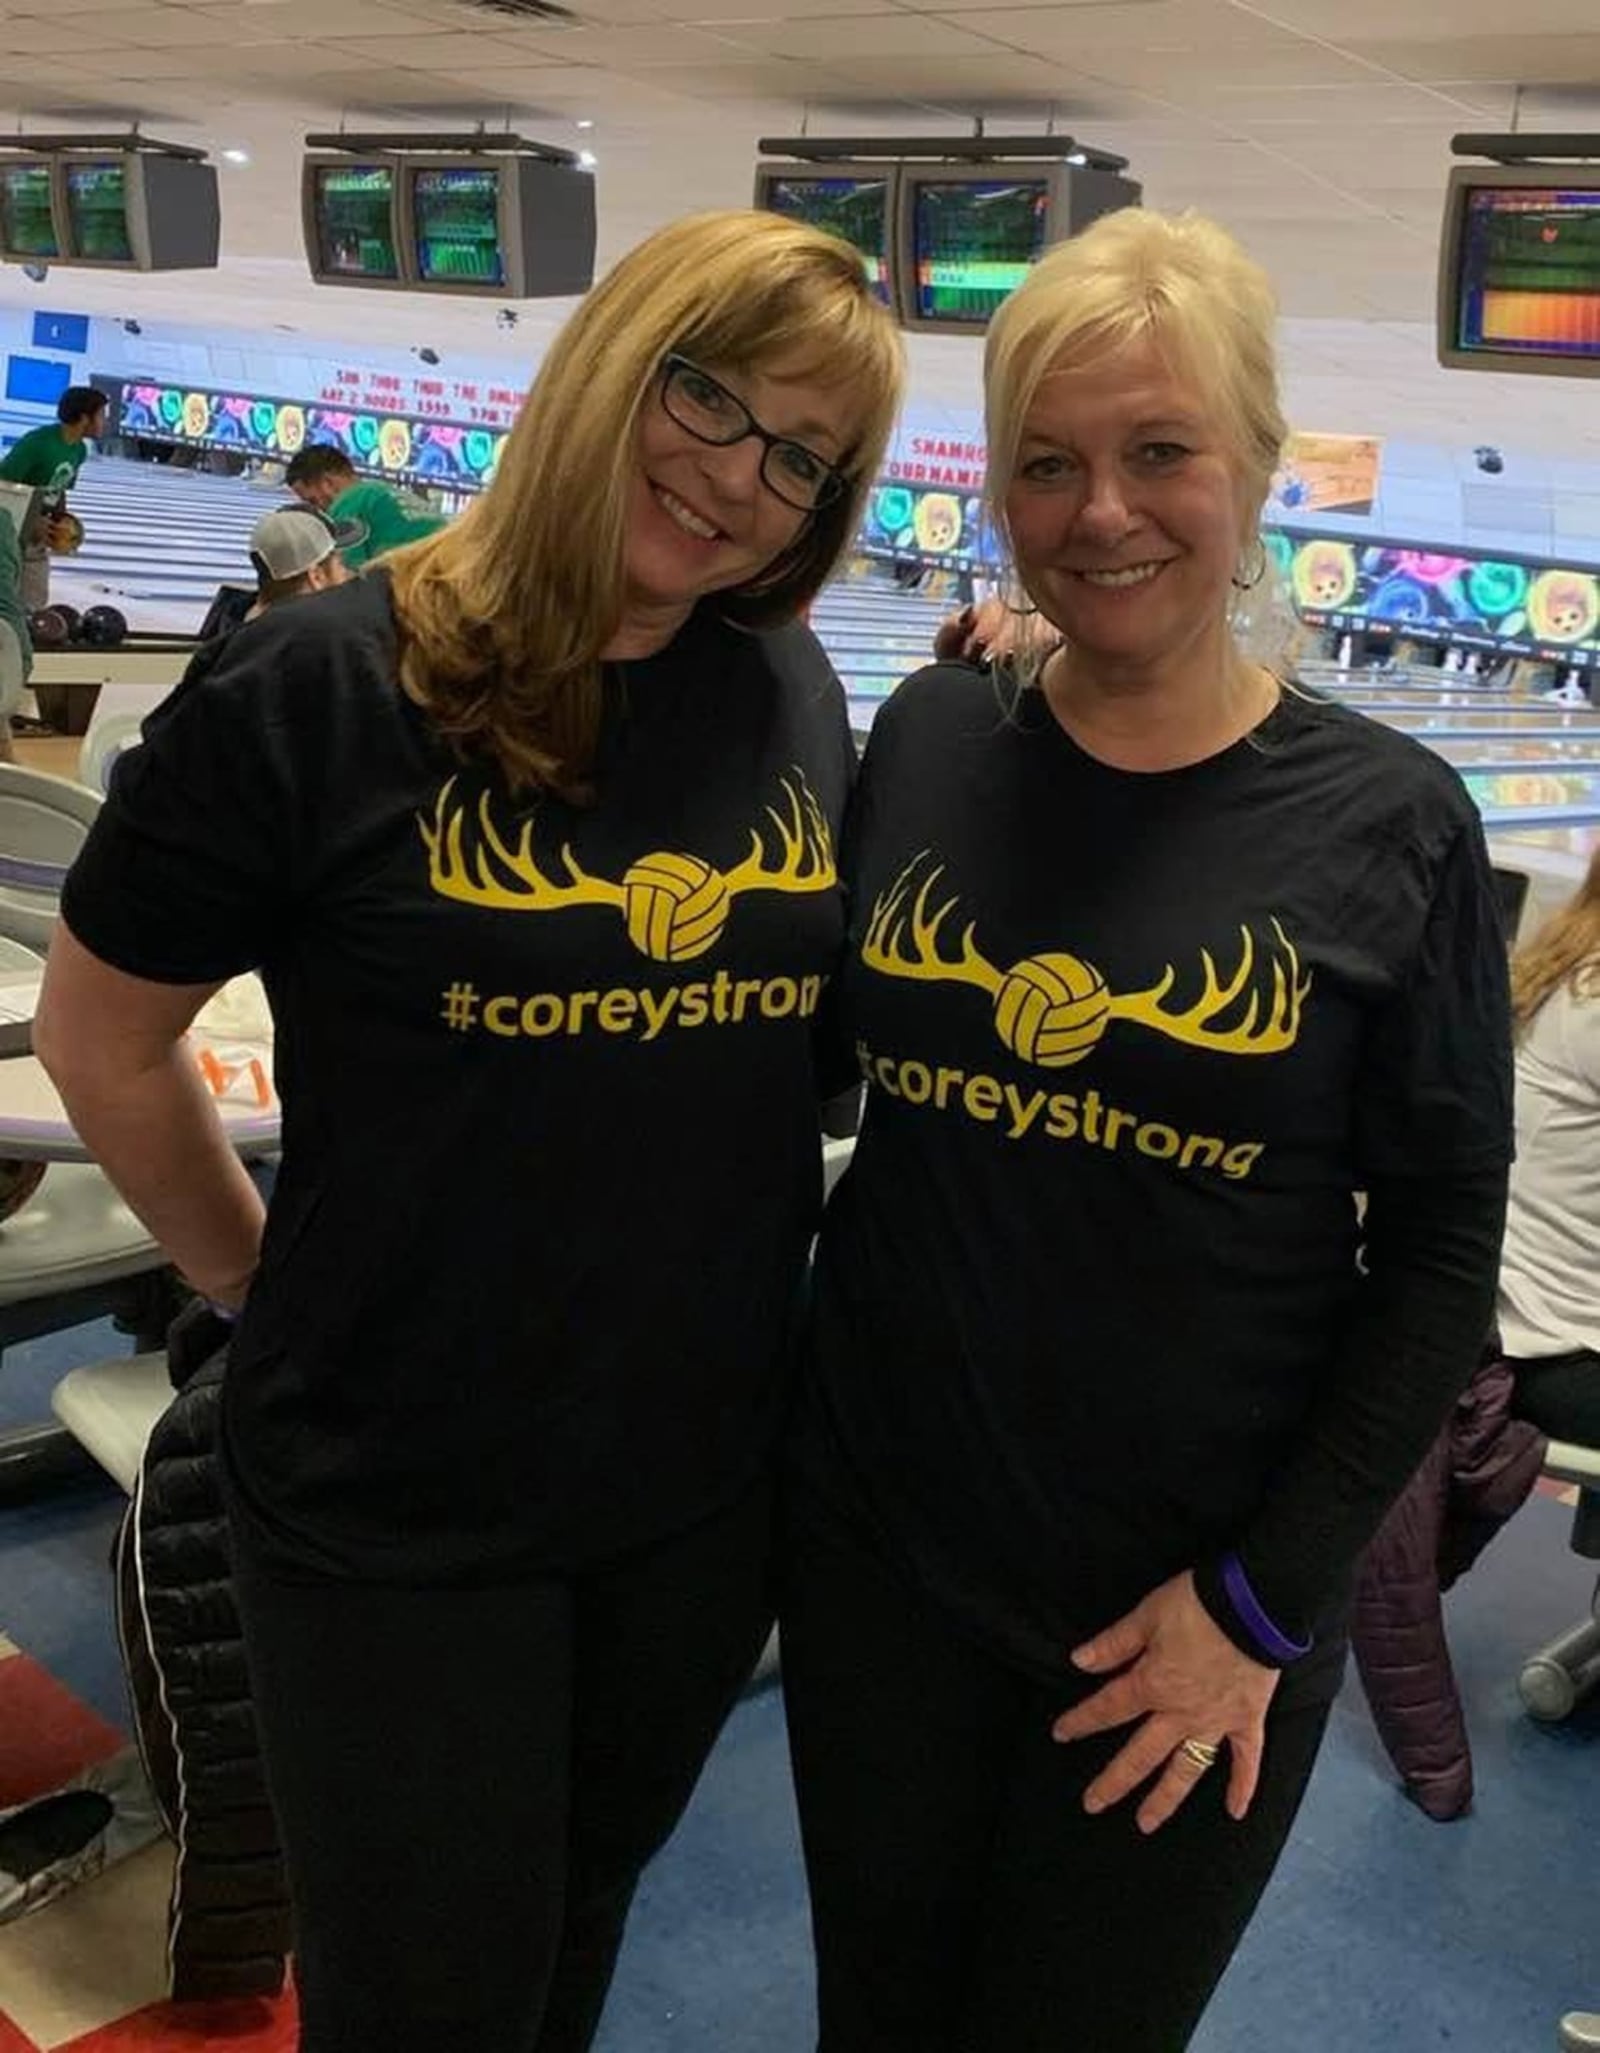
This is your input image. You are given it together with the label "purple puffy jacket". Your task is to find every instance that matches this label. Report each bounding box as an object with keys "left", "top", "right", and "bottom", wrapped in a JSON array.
[{"left": 1350, "top": 1354, "right": 1547, "bottom": 1821}]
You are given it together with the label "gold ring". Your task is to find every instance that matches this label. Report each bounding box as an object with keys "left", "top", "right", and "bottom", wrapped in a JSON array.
[{"left": 1178, "top": 1737, "right": 1220, "bottom": 1771}]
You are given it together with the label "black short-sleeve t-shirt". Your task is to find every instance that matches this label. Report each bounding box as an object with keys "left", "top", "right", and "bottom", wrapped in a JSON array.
[
  {"left": 63, "top": 574, "right": 855, "bottom": 1580},
  {"left": 805, "top": 666, "right": 1512, "bottom": 1680}
]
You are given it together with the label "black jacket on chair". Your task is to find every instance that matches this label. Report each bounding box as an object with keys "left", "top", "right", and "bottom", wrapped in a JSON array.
[{"left": 114, "top": 1306, "right": 291, "bottom": 2000}]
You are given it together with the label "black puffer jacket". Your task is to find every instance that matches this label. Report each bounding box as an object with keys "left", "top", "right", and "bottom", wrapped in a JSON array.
[{"left": 114, "top": 1305, "right": 291, "bottom": 1999}]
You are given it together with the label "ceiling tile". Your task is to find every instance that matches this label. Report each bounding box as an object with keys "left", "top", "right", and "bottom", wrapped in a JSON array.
[
  {"left": 191, "top": 0, "right": 458, "bottom": 35},
  {"left": 772, "top": 50, "right": 1094, "bottom": 96},
  {"left": 676, "top": 0, "right": 902, "bottom": 17},
  {"left": 925, "top": 0, "right": 1316, "bottom": 48},
  {"left": 1267, "top": 0, "right": 1600, "bottom": 29},
  {"left": 322, "top": 25, "right": 569, "bottom": 58},
  {"left": 712, "top": 12, "right": 1013, "bottom": 57},
  {"left": 37, "top": 6, "right": 225, "bottom": 42},
  {"left": 1343, "top": 33, "right": 1600, "bottom": 82},
  {"left": 2, "top": 11, "right": 141, "bottom": 46}
]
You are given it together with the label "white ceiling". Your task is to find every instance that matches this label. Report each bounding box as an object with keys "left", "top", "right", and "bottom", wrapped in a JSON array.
[{"left": 3, "top": 0, "right": 1600, "bottom": 454}]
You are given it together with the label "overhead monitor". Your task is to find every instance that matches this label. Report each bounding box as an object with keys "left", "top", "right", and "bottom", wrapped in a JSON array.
[
  {"left": 752, "top": 164, "right": 899, "bottom": 306},
  {"left": 303, "top": 153, "right": 596, "bottom": 297},
  {"left": 53, "top": 153, "right": 219, "bottom": 270},
  {"left": 64, "top": 157, "right": 134, "bottom": 263},
  {"left": 401, "top": 156, "right": 595, "bottom": 298},
  {"left": 305, "top": 158, "right": 402, "bottom": 285},
  {"left": 897, "top": 163, "right": 1141, "bottom": 335},
  {"left": 411, "top": 162, "right": 505, "bottom": 286},
  {"left": 1438, "top": 162, "right": 1600, "bottom": 377},
  {"left": 0, "top": 159, "right": 61, "bottom": 262}
]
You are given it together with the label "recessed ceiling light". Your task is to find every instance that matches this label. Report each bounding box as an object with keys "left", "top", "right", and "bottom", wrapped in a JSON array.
[
  {"left": 222, "top": 148, "right": 250, "bottom": 165},
  {"left": 575, "top": 118, "right": 593, "bottom": 130}
]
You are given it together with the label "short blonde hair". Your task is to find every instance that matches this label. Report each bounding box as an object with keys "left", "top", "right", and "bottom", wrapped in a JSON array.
[
  {"left": 390, "top": 210, "right": 904, "bottom": 795},
  {"left": 984, "top": 208, "right": 1287, "bottom": 533}
]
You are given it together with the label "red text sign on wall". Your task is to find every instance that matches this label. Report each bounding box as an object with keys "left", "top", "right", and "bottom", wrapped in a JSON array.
[
  {"left": 315, "top": 364, "right": 525, "bottom": 429},
  {"left": 886, "top": 432, "right": 989, "bottom": 492}
]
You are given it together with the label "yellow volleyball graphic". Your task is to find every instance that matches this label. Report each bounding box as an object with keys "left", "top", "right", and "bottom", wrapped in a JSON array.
[
  {"left": 994, "top": 952, "right": 1110, "bottom": 1068},
  {"left": 183, "top": 391, "right": 209, "bottom": 438},
  {"left": 623, "top": 851, "right": 731, "bottom": 962}
]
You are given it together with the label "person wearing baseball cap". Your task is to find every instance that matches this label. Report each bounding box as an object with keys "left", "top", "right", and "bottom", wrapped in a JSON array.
[{"left": 244, "top": 504, "right": 363, "bottom": 620}]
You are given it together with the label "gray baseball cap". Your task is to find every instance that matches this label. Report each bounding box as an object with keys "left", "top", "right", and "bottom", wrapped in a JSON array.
[{"left": 248, "top": 503, "right": 366, "bottom": 583}]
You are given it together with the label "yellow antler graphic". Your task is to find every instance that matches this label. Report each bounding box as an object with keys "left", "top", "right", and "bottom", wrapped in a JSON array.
[
  {"left": 420, "top": 780, "right": 626, "bottom": 914},
  {"left": 419, "top": 770, "right": 838, "bottom": 965},
  {"left": 861, "top": 857, "right": 1003, "bottom": 995},
  {"left": 720, "top": 775, "right": 837, "bottom": 900},
  {"left": 861, "top": 860, "right": 1309, "bottom": 1069},
  {"left": 1108, "top": 920, "right": 1309, "bottom": 1055}
]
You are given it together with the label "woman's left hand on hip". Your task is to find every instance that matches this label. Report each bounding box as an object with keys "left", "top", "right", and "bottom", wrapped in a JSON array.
[{"left": 1050, "top": 1570, "right": 1279, "bottom": 1834}]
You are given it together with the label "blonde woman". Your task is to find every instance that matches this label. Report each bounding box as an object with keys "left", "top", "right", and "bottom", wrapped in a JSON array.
[
  {"left": 1500, "top": 848, "right": 1600, "bottom": 1444},
  {"left": 33, "top": 211, "right": 901, "bottom": 2053},
  {"left": 783, "top": 210, "right": 1512, "bottom": 2049}
]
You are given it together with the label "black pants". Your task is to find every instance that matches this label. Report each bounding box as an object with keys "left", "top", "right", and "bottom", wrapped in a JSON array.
[
  {"left": 779, "top": 1488, "right": 1336, "bottom": 2052},
  {"left": 1511, "top": 1349, "right": 1600, "bottom": 1447},
  {"left": 232, "top": 1482, "right": 773, "bottom": 2053}
]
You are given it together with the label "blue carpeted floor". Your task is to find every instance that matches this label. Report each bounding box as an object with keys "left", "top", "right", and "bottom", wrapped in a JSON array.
[{"left": 5, "top": 1318, "right": 1598, "bottom": 2051}]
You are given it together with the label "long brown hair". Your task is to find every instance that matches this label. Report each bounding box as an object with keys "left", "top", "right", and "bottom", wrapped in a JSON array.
[
  {"left": 386, "top": 210, "right": 903, "bottom": 795},
  {"left": 1511, "top": 844, "right": 1600, "bottom": 1035}
]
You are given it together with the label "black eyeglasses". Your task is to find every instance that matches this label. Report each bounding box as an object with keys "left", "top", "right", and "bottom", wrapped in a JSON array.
[{"left": 658, "top": 354, "right": 847, "bottom": 514}]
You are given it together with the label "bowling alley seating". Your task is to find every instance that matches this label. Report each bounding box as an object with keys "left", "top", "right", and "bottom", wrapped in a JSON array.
[
  {"left": 0, "top": 791, "right": 178, "bottom": 1499},
  {"left": 1517, "top": 1436, "right": 1600, "bottom": 1723},
  {"left": 0, "top": 1165, "right": 169, "bottom": 1500},
  {"left": 0, "top": 761, "right": 101, "bottom": 950},
  {"left": 50, "top": 1345, "right": 170, "bottom": 1495},
  {"left": 79, "top": 679, "right": 172, "bottom": 795}
]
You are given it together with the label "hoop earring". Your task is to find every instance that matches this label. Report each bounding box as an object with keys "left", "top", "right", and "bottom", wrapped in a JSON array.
[{"left": 1231, "top": 539, "right": 1268, "bottom": 592}]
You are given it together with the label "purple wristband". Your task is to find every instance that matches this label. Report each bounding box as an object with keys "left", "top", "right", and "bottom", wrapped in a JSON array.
[{"left": 1221, "top": 1552, "right": 1312, "bottom": 1664}]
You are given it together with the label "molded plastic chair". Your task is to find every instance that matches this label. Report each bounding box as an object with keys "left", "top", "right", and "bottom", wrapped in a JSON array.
[
  {"left": 51, "top": 1350, "right": 171, "bottom": 1495},
  {"left": 0, "top": 764, "right": 102, "bottom": 951}
]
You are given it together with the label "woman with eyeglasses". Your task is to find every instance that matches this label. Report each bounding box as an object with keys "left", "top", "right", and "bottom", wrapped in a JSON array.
[{"left": 34, "top": 211, "right": 902, "bottom": 2053}]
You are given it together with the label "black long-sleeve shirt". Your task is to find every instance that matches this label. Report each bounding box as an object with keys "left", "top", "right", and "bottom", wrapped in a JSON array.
[{"left": 804, "top": 667, "right": 1513, "bottom": 1692}]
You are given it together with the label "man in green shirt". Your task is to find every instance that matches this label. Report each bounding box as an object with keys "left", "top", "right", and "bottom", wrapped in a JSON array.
[
  {"left": 0, "top": 386, "right": 108, "bottom": 610},
  {"left": 283, "top": 445, "right": 447, "bottom": 569},
  {"left": 0, "top": 504, "right": 33, "bottom": 763}
]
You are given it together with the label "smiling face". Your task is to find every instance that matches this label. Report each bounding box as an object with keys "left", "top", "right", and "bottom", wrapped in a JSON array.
[
  {"left": 620, "top": 356, "right": 854, "bottom": 634},
  {"left": 1002, "top": 335, "right": 1252, "bottom": 680}
]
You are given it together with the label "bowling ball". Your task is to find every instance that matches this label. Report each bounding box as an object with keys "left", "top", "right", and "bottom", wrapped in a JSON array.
[
  {"left": 51, "top": 603, "right": 81, "bottom": 639},
  {"left": 26, "top": 608, "right": 69, "bottom": 649},
  {"left": 0, "top": 1158, "right": 45, "bottom": 1223},
  {"left": 48, "top": 513, "right": 84, "bottom": 555},
  {"left": 78, "top": 605, "right": 127, "bottom": 648}
]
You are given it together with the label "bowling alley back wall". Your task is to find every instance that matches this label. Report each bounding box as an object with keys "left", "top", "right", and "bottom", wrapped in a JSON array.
[{"left": 4, "top": 298, "right": 1600, "bottom": 571}]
